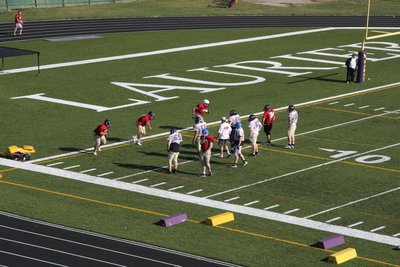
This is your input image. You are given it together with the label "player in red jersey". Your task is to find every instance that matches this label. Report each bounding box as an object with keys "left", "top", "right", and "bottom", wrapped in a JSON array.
[
  {"left": 192, "top": 99, "right": 209, "bottom": 122},
  {"left": 133, "top": 111, "right": 155, "bottom": 145},
  {"left": 13, "top": 11, "right": 23, "bottom": 36},
  {"left": 199, "top": 129, "right": 214, "bottom": 177},
  {"left": 93, "top": 119, "right": 111, "bottom": 156},
  {"left": 262, "top": 105, "right": 276, "bottom": 145}
]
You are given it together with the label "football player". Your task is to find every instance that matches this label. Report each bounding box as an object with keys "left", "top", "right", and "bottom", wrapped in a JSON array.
[
  {"left": 93, "top": 119, "right": 111, "bottom": 156},
  {"left": 192, "top": 99, "right": 209, "bottom": 122},
  {"left": 133, "top": 112, "right": 155, "bottom": 145}
]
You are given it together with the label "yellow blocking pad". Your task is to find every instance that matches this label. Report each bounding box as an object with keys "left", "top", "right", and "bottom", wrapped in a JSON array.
[
  {"left": 328, "top": 248, "right": 357, "bottom": 264},
  {"left": 0, "top": 174, "right": 3, "bottom": 179},
  {"left": 205, "top": 212, "right": 234, "bottom": 226}
]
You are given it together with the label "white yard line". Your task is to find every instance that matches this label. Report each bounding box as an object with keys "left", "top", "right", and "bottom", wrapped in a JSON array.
[
  {"left": 63, "top": 165, "right": 80, "bottom": 170},
  {"left": 344, "top": 103, "right": 355, "bottom": 106},
  {"left": 374, "top": 107, "right": 385, "bottom": 111},
  {"left": 243, "top": 200, "right": 260, "bottom": 206},
  {"left": 46, "top": 162, "right": 63, "bottom": 167},
  {"left": 224, "top": 197, "right": 240, "bottom": 203},
  {"left": 328, "top": 101, "right": 339, "bottom": 105},
  {"left": 204, "top": 143, "right": 400, "bottom": 199},
  {"left": 358, "top": 105, "right": 370, "bottom": 109},
  {"left": 97, "top": 171, "right": 114, "bottom": 177},
  {"left": 0, "top": 158, "right": 399, "bottom": 246},
  {"left": 283, "top": 209, "right": 300, "bottom": 215},
  {"left": 393, "top": 233, "right": 400, "bottom": 237},
  {"left": 1, "top": 157, "right": 399, "bottom": 246},
  {"left": 29, "top": 82, "right": 400, "bottom": 165},
  {"left": 131, "top": 178, "right": 148, "bottom": 184},
  {"left": 348, "top": 221, "right": 364, "bottom": 228},
  {"left": 325, "top": 217, "right": 341, "bottom": 223},
  {"left": 370, "top": 226, "right": 386, "bottom": 233},
  {"left": 0, "top": 28, "right": 334, "bottom": 75},
  {"left": 303, "top": 186, "right": 400, "bottom": 219},
  {"left": 187, "top": 189, "right": 203, "bottom": 195},
  {"left": 168, "top": 186, "right": 184, "bottom": 191},
  {"left": 263, "top": 204, "right": 280, "bottom": 210},
  {"left": 79, "top": 168, "right": 96, "bottom": 173},
  {"left": 150, "top": 182, "right": 166, "bottom": 188}
]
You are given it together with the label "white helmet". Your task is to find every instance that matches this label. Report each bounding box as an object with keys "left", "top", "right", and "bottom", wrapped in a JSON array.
[
  {"left": 203, "top": 99, "right": 210, "bottom": 105},
  {"left": 221, "top": 116, "right": 227, "bottom": 122}
]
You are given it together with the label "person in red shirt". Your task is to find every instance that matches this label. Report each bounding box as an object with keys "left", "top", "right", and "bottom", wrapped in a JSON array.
[
  {"left": 93, "top": 119, "right": 111, "bottom": 156},
  {"left": 133, "top": 111, "right": 155, "bottom": 145},
  {"left": 262, "top": 105, "right": 276, "bottom": 145},
  {"left": 199, "top": 129, "right": 214, "bottom": 177},
  {"left": 13, "top": 11, "right": 23, "bottom": 36},
  {"left": 192, "top": 99, "right": 209, "bottom": 122}
]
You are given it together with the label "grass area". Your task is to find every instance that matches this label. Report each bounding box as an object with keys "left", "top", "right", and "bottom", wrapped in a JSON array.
[
  {"left": 0, "top": 27, "right": 399, "bottom": 266},
  {"left": 0, "top": 0, "right": 400, "bottom": 22}
]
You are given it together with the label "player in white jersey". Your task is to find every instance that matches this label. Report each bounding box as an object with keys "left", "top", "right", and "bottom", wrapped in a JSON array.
[
  {"left": 217, "top": 117, "right": 231, "bottom": 158},
  {"left": 192, "top": 116, "right": 207, "bottom": 153},
  {"left": 248, "top": 114, "right": 262, "bottom": 156},
  {"left": 284, "top": 105, "right": 298, "bottom": 149},
  {"left": 167, "top": 128, "right": 183, "bottom": 174}
]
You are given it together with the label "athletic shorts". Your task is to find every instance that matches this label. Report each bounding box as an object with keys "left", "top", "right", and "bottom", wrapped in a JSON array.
[
  {"left": 249, "top": 133, "right": 258, "bottom": 146},
  {"left": 194, "top": 138, "right": 201, "bottom": 151},
  {"left": 200, "top": 150, "right": 211, "bottom": 166},
  {"left": 263, "top": 124, "right": 273, "bottom": 135},
  {"left": 218, "top": 139, "right": 228, "bottom": 147},
  {"left": 287, "top": 124, "right": 297, "bottom": 138},
  {"left": 168, "top": 151, "right": 179, "bottom": 162},
  {"left": 15, "top": 23, "right": 22, "bottom": 29},
  {"left": 138, "top": 125, "right": 146, "bottom": 135},
  {"left": 93, "top": 133, "right": 106, "bottom": 146}
]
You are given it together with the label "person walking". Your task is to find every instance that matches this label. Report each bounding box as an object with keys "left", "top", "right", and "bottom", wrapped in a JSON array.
[
  {"left": 192, "top": 99, "right": 209, "bottom": 122},
  {"left": 93, "top": 119, "right": 111, "bottom": 156},
  {"left": 284, "top": 105, "right": 298, "bottom": 149},
  {"left": 133, "top": 111, "right": 155, "bottom": 145},
  {"left": 228, "top": 110, "right": 241, "bottom": 145},
  {"left": 217, "top": 117, "right": 231, "bottom": 158},
  {"left": 262, "top": 105, "right": 276, "bottom": 145},
  {"left": 192, "top": 116, "right": 207, "bottom": 153},
  {"left": 167, "top": 128, "right": 183, "bottom": 174},
  {"left": 13, "top": 11, "right": 23, "bottom": 36},
  {"left": 248, "top": 114, "right": 262, "bottom": 156},
  {"left": 345, "top": 52, "right": 358, "bottom": 83},
  {"left": 231, "top": 122, "right": 248, "bottom": 168},
  {"left": 199, "top": 129, "right": 214, "bottom": 177}
]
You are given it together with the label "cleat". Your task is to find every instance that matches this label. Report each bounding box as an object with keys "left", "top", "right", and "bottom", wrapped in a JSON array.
[
  {"left": 132, "top": 135, "right": 138, "bottom": 142},
  {"left": 231, "top": 164, "right": 237, "bottom": 168},
  {"left": 243, "top": 160, "right": 248, "bottom": 166},
  {"left": 255, "top": 151, "right": 259, "bottom": 155},
  {"left": 199, "top": 173, "right": 207, "bottom": 177},
  {"left": 93, "top": 151, "right": 97, "bottom": 156},
  {"left": 219, "top": 154, "right": 224, "bottom": 158},
  {"left": 173, "top": 170, "right": 178, "bottom": 174},
  {"left": 226, "top": 153, "right": 231, "bottom": 158},
  {"left": 168, "top": 170, "right": 172, "bottom": 174},
  {"left": 208, "top": 172, "right": 213, "bottom": 176},
  {"left": 137, "top": 141, "right": 142, "bottom": 146},
  {"left": 284, "top": 145, "right": 292, "bottom": 149}
]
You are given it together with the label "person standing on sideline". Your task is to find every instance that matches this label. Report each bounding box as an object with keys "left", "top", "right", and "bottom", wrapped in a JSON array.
[
  {"left": 167, "top": 128, "right": 183, "bottom": 174},
  {"left": 192, "top": 116, "right": 207, "bottom": 153},
  {"left": 217, "top": 117, "right": 231, "bottom": 158},
  {"left": 284, "top": 105, "right": 298, "bottom": 149},
  {"left": 231, "top": 122, "right": 248, "bottom": 168},
  {"left": 93, "top": 119, "right": 111, "bottom": 156},
  {"left": 199, "top": 129, "right": 214, "bottom": 177},
  {"left": 248, "top": 114, "right": 262, "bottom": 156},
  {"left": 262, "top": 105, "right": 276, "bottom": 145},
  {"left": 133, "top": 111, "right": 155, "bottom": 145},
  {"left": 345, "top": 52, "right": 358, "bottom": 83},
  {"left": 192, "top": 99, "right": 209, "bottom": 122},
  {"left": 13, "top": 11, "right": 23, "bottom": 36},
  {"left": 228, "top": 110, "right": 241, "bottom": 145}
]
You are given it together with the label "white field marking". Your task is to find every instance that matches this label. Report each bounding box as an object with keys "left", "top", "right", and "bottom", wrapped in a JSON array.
[
  {"left": 393, "top": 233, "right": 400, "bottom": 237},
  {"left": 0, "top": 250, "right": 67, "bottom": 267},
  {"left": 374, "top": 107, "right": 385, "bottom": 111},
  {"left": 325, "top": 217, "right": 341, "bottom": 223},
  {"left": 63, "top": 165, "right": 80, "bottom": 170},
  {"left": 0, "top": 158, "right": 399, "bottom": 246},
  {"left": 0, "top": 28, "right": 334, "bottom": 75},
  {"left": 0, "top": 224, "right": 178, "bottom": 267},
  {"left": 304, "top": 186, "right": 400, "bottom": 219},
  {"left": 204, "top": 143, "right": 400, "bottom": 199},
  {"left": 97, "top": 171, "right": 114, "bottom": 177},
  {"left": 328, "top": 101, "right": 339, "bottom": 105},
  {"left": 263, "top": 204, "right": 280, "bottom": 210},
  {"left": 224, "top": 197, "right": 240, "bottom": 202},
  {"left": 0, "top": 237, "right": 125, "bottom": 266},
  {"left": 370, "top": 226, "right": 386, "bottom": 233},
  {"left": 283, "top": 209, "right": 300, "bottom": 215},
  {"left": 168, "top": 186, "right": 184, "bottom": 191},
  {"left": 150, "top": 182, "right": 166, "bottom": 188},
  {"left": 29, "top": 81, "right": 400, "bottom": 165},
  {"left": 131, "top": 178, "right": 148, "bottom": 184},
  {"left": 79, "top": 168, "right": 96, "bottom": 173},
  {"left": 46, "top": 162, "right": 64, "bottom": 167},
  {"left": 187, "top": 189, "right": 203, "bottom": 195},
  {"left": 358, "top": 105, "right": 370, "bottom": 109},
  {"left": 344, "top": 103, "right": 355, "bottom": 106},
  {"left": 348, "top": 221, "right": 364, "bottom": 228},
  {"left": 244, "top": 200, "right": 260, "bottom": 206}
]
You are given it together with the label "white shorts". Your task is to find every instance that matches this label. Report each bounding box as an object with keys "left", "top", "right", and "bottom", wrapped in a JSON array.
[
  {"left": 200, "top": 150, "right": 211, "bottom": 166},
  {"left": 93, "top": 133, "right": 106, "bottom": 146},
  {"left": 287, "top": 124, "right": 297, "bottom": 138},
  {"left": 15, "top": 23, "right": 23, "bottom": 29},
  {"left": 168, "top": 151, "right": 179, "bottom": 162},
  {"left": 138, "top": 125, "right": 146, "bottom": 135},
  {"left": 249, "top": 133, "right": 259, "bottom": 146}
]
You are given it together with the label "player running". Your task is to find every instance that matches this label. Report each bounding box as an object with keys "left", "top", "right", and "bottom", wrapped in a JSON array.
[
  {"left": 93, "top": 119, "right": 111, "bottom": 156},
  {"left": 217, "top": 117, "right": 231, "bottom": 158},
  {"left": 262, "top": 105, "right": 276, "bottom": 145},
  {"left": 192, "top": 99, "right": 209, "bottom": 122},
  {"left": 13, "top": 11, "right": 23, "bottom": 36},
  {"left": 133, "top": 111, "right": 155, "bottom": 145}
]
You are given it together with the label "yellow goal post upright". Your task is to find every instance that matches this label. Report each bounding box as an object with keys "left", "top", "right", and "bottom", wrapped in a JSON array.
[{"left": 358, "top": 0, "right": 400, "bottom": 83}]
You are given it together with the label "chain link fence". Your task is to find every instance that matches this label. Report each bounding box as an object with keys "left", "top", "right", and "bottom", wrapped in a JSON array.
[{"left": 1, "top": 0, "right": 137, "bottom": 10}]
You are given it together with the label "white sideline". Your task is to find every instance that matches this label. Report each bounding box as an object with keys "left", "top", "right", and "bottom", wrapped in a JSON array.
[
  {"left": 0, "top": 157, "right": 399, "bottom": 246},
  {"left": 29, "top": 81, "right": 400, "bottom": 164},
  {"left": 0, "top": 28, "right": 334, "bottom": 75}
]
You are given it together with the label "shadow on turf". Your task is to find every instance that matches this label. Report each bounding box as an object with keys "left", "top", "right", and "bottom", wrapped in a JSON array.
[{"left": 288, "top": 73, "right": 343, "bottom": 84}]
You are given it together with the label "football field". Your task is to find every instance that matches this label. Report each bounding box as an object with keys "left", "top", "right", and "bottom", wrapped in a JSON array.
[{"left": 0, "top": 26, "right": 399, "bottom": 266}]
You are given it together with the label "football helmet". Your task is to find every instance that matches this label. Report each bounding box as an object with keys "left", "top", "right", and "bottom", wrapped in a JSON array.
[
  {"left": 104, "top": 119, "right": 111, "bottom": 126},
  {"left": 202, "top": 129, "right": 209, "bottom": 136},
  {"left": 194, "top": 116, "right": 201, "bottom": 123},
  {"left": 221, "top": 116, "right": 227, "bottom": 122},
  {"left": 148, "top": 111, "right": 155, "bottom": 117},
  {"left": 230, "top": 110, "right": 237, "bottom": 116},
  {"left": 288, "top": 105, "right": 295, "bottom": 111},
  {"left": 203, "top": 99, "right": 210, "bottom": 105},
  {"left": 235, "top": 122, "right": 242, "bottom": 128},
  {"left": 170, "top": 128, "right": 177, "bottom": 134},
  {"left": 264, "top": 105, "right": 271, "bottom": 111},
  {"left": 248, "top": 114, "right": 256, "bottom": 121}
]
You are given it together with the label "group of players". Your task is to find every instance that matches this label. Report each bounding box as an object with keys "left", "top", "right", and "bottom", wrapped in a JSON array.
[{"left": 92, "top": 99, "right": 298, "bottom": 177}]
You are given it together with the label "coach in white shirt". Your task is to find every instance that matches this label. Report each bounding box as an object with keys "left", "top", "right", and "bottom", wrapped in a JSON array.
[
  {"left": 284, "top": 105, "right": 298, "bottom": 149},
  {"left": 217, "top": 117, "right": 231, "bottom": 158},
  {"left": 248, "top": 114, "right": 262, "bottom": 156}
]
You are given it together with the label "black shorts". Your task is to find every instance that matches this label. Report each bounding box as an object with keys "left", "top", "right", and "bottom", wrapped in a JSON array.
[
  {"left": 218, "top": 139, "right": 228, "bottom": 146},
  {"left": 263, "top": 124, "right": 273, "bottom": 135}
]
